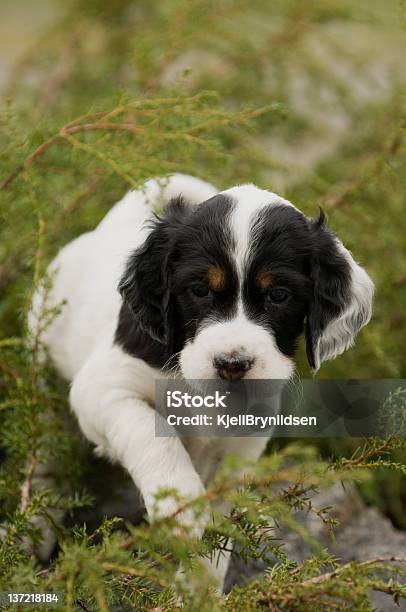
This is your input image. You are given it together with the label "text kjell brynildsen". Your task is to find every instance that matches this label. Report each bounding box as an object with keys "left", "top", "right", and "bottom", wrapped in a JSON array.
[{"left": 165, "top": 390, "right": 317, "bottom": 430}]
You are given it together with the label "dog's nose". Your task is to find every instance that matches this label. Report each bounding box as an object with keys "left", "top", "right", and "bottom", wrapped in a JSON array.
[{"left": 213, "top": 353, "right": 254, "bottom": 380}]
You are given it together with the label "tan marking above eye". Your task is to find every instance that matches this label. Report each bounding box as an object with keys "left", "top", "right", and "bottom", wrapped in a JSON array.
[
  {"left": 257, "top": 271, "right": 273, "bottom": 291},
  {"left": 206, "top": 266, "right": 226, "bottom": 291}
]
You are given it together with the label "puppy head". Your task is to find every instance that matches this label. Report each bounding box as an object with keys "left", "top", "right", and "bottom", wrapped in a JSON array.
[{"left": 118, "top": 186, "right": 373, "bottom": 379}]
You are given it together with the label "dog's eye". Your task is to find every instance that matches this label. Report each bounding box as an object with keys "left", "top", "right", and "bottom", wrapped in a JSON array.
[
  {"left": 190, "top": 283, "right": 210, "bottom": 298},
  {"left": 266, "top": 287, "right": 291, "bottom": 304}
]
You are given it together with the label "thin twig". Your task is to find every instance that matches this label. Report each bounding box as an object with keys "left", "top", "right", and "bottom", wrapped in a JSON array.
[
  {"left": 20, "top": 455, "right": 38, "bottom": 513},
  {"left": 301, "top": 555, "right": 406, "bottom": 586},
  {"left": 339, "top": 436, "right": 395, "bottom": 470},
  {"left": 0, "top": 103, "right": 277, "bottom": 190},
  {"left": 102, "top": 562, "right": 170, "bottom": 588},
  {"left": 19, "top": 218, "right": 45, "bottom": 513}
]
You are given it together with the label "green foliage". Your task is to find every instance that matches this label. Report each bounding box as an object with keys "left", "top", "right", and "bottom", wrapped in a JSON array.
[{"left": 1, "top": 0, "right": 405, "bottom": 608}]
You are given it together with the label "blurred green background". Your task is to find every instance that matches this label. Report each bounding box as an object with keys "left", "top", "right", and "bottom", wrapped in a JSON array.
[{"left": 0, "top": 0, "right": 405, "bottom": 525}]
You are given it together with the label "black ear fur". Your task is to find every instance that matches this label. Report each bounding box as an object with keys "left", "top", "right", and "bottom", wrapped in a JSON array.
[
  {"left": 305, "top": 209, "right": 352, "bottom": 371},
  {"left": 118, "top": 196, "right": 188, "bottom": 344}
]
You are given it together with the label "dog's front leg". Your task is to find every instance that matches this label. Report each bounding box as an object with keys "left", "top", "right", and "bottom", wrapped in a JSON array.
[
  {"left": 70, "top": 349, "right": 205, "bottom": 521},
  {"left": 69, "top": 346, "right": 226, "bottom": 587}
]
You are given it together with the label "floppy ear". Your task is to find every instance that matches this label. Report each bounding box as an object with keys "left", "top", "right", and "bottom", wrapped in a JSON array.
[
  {"left": 118, "top": 196, "right": 187, "bottom": 344},
  {"left": 305, "top": 211, "right": 374, "bottom": 372}
]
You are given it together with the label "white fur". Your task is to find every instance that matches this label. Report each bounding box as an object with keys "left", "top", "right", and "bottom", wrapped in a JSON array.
[
  {"left": 222, "top": 183, "right": 296, "bottom": 273},
  {"left": 180, "top": 308, "right": 293, "bottom": 380},
  {"left": 312, "top": 240, "right": 374, "bottom": 370}
]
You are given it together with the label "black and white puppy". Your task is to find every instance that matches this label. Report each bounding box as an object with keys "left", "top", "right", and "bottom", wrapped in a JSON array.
[{"left": 31, "top": 174, "right": 373, "bottom": 586}]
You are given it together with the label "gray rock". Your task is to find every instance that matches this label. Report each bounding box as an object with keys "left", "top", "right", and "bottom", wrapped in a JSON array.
[
  {"left": 331, "top": 508, "right": 406, "bottom": 612},
  {"left": 225, "top": 484, "right": 406, "bottom": 610}
]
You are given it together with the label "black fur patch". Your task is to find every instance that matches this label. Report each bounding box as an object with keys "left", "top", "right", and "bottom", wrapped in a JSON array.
[
  {"left": 243, "top": 205, "right": 314, "bottom": 358},
  {"left": 305, "top": 211, "right": 352, "bottom": 369},
  {"left": 115, "top": 194, "right": 237, "bottom": 369}
]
